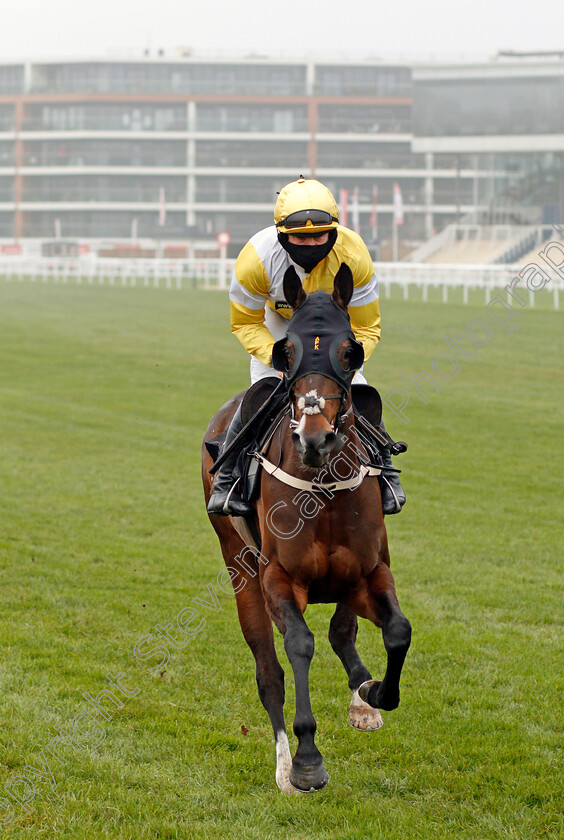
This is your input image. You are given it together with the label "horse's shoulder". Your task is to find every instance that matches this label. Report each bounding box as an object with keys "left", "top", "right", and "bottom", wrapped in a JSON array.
[{"left": 203, "top": 391, "right": 245, "bottom": 442}]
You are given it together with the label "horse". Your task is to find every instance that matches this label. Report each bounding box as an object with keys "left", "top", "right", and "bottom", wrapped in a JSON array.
[{"left": 201, "top": 264, "right": 411, "bottom": 793}]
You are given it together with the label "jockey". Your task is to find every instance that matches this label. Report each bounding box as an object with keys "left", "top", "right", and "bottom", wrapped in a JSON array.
[{"left": 207, "top": 177, "right": 406, "bottom": 517}]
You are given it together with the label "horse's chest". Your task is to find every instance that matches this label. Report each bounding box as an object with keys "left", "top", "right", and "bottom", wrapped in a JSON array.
[{"left": 279, "top": 541, "right": 376, "bottom": 600}]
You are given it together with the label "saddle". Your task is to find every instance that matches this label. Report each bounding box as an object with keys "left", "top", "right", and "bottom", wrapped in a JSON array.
[{"left": 205, "top": 377, "right": 289, "bottom": 503}]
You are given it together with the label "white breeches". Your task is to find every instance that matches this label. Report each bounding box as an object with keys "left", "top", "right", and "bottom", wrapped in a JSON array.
[{"left": 249, "top": 307, "right": 367, "bottom": 386}]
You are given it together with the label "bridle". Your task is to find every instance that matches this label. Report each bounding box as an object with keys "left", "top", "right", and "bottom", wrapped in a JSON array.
[
  {"left": 288, "top": 386, "right": 352, "bottom": 438},
  {"left": 270, "top": 291, "right": 364, "bottom": 439}
]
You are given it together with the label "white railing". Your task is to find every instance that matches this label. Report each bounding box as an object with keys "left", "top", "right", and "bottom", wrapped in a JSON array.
[
  {"left": 0, "top": 256, "right": 236, "bottom": 290},
  {"left": 374, "top": 262, "right": 561, "bottom": 309},
  {"left": 0, "top": 256, "right": 561, "bottom": 309}
]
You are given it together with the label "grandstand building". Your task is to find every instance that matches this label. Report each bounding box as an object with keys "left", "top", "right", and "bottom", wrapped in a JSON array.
[{"left": 0, "top": 52, "right": 562, "bottom": 256}]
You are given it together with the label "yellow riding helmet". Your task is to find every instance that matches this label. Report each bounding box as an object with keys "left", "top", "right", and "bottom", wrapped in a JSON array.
[{"left": 274, "top": 178, "right": 339, "bottom": 234}]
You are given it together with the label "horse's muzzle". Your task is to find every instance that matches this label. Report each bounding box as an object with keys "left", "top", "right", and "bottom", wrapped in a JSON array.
[{"left": 292, "top": 429, "right": 337, "bottom": 467}]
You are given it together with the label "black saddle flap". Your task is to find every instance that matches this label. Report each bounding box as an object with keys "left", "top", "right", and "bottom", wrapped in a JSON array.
[
  {"left": 352, "top": 384, "right": 407, "bottom": 455},
  {"left": 240, "top": 376, "right": 281, "bottom": 425},
  {"left": 351, "top": 384, "right": 382, "bottom": 429}
]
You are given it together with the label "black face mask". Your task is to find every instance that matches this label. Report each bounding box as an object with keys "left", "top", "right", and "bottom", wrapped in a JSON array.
[{"left": 278, "top": 229, "right": 338, "bottom": 273}]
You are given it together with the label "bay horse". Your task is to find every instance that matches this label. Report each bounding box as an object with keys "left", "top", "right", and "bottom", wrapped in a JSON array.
[{"left": 201, "top": 265, "right": 411, "bottom": 793}]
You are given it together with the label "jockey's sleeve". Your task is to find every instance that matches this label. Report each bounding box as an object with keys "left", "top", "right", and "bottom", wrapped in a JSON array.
[
  {"left": 347, "top": 257, "right": 381, "bottom": 362},
  {"left": 229, "top": 241, "right": 274, "bottom": 366}
]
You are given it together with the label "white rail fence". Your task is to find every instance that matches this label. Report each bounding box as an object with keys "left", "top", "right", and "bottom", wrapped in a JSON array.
[
  {"left": 0, "top": 257, "right": 235, "bottom": 290},
  {"left": 375, "top": 262, "right": 561, "bottom": 309},
  {"left": 0, "top": 257, "right": 561, "bottom": 308}
]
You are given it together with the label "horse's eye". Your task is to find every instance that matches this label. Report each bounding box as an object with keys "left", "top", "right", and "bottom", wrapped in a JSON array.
[
  {"left": 283, "top": 345, "right": 293, "bottom": 369},
  {"left": 341, "top": 347, "right": 352, "bottom": 369}
]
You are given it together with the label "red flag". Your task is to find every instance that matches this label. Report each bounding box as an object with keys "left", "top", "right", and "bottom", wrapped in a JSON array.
[{"left": 159, "top": 187, "right": 166, "bottom": 227}]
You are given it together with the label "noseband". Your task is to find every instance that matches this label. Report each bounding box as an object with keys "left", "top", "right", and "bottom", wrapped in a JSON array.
[{"left": 289, "top": 388, "right": 351, "bottom": 438}]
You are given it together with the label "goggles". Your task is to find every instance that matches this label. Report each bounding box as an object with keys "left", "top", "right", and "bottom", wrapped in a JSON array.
[
  {"left": 286, "top": 230, "right": 330, "bottom": 241},
  {"left": 276, "top": 209, "right": 339, "bottom": 229}
]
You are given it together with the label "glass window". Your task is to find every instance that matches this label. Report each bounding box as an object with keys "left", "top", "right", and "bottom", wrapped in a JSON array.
[
  {"left": 0, "top": 212, "right": 13, "bottom": 236},
  {"left": 171, "top": 63, "right": 306, "bottom": 96},
  {"left": 0, "top": 65, "right": 24, "bottom": 94},
  {"left": 22, "top": 103, "right": 186, "bottom": 131},
  {"left": 413, "top": 75, "right": 564, "bottom": 136},
  {"left": 315, "top": 65, "right": 412, "bottom": 96},
  {"left": 195, "top": 176, "right": 282, "bottom": 204},
  {"left": 0, "top": 177, "right": 13, "bottom": 200},
  {"left": 317, "top": 104, "right": 411, "bottom": 134},
  {"left": 0, "top": 105, "right": 15, "bottom": 131},
  {"left": 317, "top": 141, "right": 423, "bottom": 169},
  {"left": 0, "top": 142, "right": 14, "bottom": 166},
  {"left": 30, "top": 61, "right": 307, "bottom": 95},
  {"left": 22, "top": 139, "right": 186, "bottom": 167},
  {"left": 321, "top": 177, "right": 425, "bottom": 205},
  {"left": 21, "top": 174, "right": 186, "bottom": 202},
  {"left": 196, "top": 103, "right": 308, "bottom": 133},
  {"left": 196, "top": 140, "right": 308, "bottom": 168},
  {"left": 434, "top": 154, "right": 479, "bottom": 170},
  {"left": 21, "top": 210, "right": 190, "bottom": 238}
]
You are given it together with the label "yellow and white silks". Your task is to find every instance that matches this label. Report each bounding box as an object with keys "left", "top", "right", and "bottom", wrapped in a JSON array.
[{"left": 229, "top": 225, "right": 381, "bottom": 384}]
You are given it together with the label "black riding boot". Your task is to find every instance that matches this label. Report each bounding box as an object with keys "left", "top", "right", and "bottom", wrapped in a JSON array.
[
  {"left": 379, "top": 445, "right": 406, "bottom": 514},
  {"left": 378, "top": 418, "right": 406, "bottom": 515},
  {"left": 207, "top": 404, "right": 254, "bottom": 517}
]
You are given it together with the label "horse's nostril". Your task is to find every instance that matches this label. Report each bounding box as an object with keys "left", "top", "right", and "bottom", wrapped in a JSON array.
[
  {"left": 292, "top": 431, "right": 305, "bottom": 452},
  {"left": 323, "top": 431, "right": 337, "bottom": 450}
]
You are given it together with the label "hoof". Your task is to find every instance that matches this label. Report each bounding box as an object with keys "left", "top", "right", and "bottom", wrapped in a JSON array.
[
  {"left": 289, "top": 762, "right": 329, "bottom": 792},
  {"left": 349, "top": 688, "right": 384, "bottom": 731}
]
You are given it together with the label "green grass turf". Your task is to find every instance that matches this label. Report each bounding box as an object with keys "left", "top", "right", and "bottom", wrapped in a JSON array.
[{"left": 0, "top": 280, "right": 562, "bottom": 840}]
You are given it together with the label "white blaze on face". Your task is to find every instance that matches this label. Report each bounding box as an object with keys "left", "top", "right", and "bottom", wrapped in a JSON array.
[{"left": 295, "top": 389, "right": 321, "bottom": 449}]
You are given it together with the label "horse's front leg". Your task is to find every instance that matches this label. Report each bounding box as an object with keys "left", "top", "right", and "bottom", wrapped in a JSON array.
[
  {"left": 209, "top": 522, "right": 291, "bottom": 792},
  {"left": 346, "top": 562, "right": 411, "bottom": 712},
  {"left": 329, "top": 603, "right": 383, "bottom": 730},
  {"left": 263, "top": 565, "right": 328, "bottom": 792}
]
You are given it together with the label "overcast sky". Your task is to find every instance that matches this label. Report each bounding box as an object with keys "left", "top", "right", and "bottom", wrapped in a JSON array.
[{"left": 2, "top": 0, "right": 563, "bottom": 62}]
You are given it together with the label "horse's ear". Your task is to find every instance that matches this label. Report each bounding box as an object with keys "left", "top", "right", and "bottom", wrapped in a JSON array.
[
  {"left": 283, "top": 266, "right": 306, "bottom": 310},
  {"left": 332, "top": 263, "right": 354, "bottom": 310}
]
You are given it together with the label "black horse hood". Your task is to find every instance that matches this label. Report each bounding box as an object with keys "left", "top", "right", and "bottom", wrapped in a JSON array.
[{"left": 271, "top": 291, "right": 364, "bottom": 390}]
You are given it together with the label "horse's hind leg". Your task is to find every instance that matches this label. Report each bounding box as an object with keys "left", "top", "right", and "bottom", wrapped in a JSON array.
[
  {"left": 346, "top": 563, "right": 411, "bottom": 713},
  {"left": 329, "top": 604, "right": 383, "bottom": 731}
]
